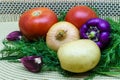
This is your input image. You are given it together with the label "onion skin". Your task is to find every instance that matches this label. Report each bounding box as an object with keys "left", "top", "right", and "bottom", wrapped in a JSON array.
[
  {"left": 80, "top": 18, "right": 111, "bottom": 48},
  {"left": 6, "top": 31, "right": 22, "bottom": 41},
  {"left": 46, "top": 21, "right": 80, "bottom": 51},
  {"left": 21, "top": 56, "right": 42, "bottom": 73}
]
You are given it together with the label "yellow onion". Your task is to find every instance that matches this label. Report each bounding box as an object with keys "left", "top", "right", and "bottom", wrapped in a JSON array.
[{"left": 46, "top": 21, "right": 80, "bottom": 51}]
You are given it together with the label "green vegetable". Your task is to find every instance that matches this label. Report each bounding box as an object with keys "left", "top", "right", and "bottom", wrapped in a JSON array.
[
  {"left": 85, "top": 18, "right": 120, "bottom": 79},
  {"left": 0, "top": 38, "right": 60, "bottom": 71},
  {"left": 91, "top": 18, "right": 120, "bottom": 78},
  {"left": 58, "top": 11, "right": 66, "bottom": 21},
  {"left": 0, "top": 37, "right": 76, "bottom": 76},
  {"left": 0, "top": 12, "right": 120, "bottom": 79}
]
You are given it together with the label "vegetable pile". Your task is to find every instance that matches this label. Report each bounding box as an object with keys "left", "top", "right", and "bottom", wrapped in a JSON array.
[{"left": 0, "top": 6, "right": 120, "bottom": 79}]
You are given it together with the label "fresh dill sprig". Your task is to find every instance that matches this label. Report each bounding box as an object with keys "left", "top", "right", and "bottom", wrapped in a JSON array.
[
  {"left": 91, "top": 18, "right": 120, "bottom": 77},
  {"left": 58, "top": 11, "right": 66, "bottom": 21},
  {"left": 0, "top": 37, "right": 74, "bottom": 76},
  {"left": 0, "top": 38, "right": 59, "bottom": 66}
]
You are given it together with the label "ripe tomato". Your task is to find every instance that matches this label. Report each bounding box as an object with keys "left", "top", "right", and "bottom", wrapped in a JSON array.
[
  {"left": 65, "top": 6, "right": 98, "bottom": 29},
  {"left": 19, "top": 7, "right": 58, "bottom": 40}
]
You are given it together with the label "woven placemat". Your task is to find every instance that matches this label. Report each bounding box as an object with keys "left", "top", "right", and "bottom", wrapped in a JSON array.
[
  {"left": 0, "top": 0, "right": 120, "bottom": 80},
  {"left": 0, "top": 60, "right": 119, "bottom": 80}
]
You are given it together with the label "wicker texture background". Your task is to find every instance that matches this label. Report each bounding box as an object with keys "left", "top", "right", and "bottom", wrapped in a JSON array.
[{"left": 0, "top": 0, "right": 119, "bottom": 22}]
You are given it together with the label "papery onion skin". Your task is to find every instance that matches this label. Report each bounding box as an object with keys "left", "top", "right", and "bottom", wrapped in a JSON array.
[
  {"left": 6, "top": 31, "right": 22, "bottom": 41},
  {"left": 46, "top": 21, "right": 80, "bottom": 51},
  {"left": 21, "top": 56, "right": 42, "bottom": 73}
]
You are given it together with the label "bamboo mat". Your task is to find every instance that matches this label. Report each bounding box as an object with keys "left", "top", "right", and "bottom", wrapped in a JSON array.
[
  {"left": 0, "top": 22, "right": 119, "bottom": 80},
  {"left": 0, "top": 0, "right": 120, "bottom": 80}
]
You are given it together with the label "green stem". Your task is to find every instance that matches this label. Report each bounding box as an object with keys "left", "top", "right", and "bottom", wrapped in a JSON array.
[{"left": 88, "top": 31, "right": 96, "bottom": 39}]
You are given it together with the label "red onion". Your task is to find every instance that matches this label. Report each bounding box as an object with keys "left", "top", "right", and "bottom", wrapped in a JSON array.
[
  {"left": 21, "top": 56, "right": 42, "bottom": 73},
  {"left": 6, "top": 31, "right": 22, "bottom": 41}
]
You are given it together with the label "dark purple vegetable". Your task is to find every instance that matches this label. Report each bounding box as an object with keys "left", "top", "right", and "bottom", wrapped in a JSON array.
[
  {"left": 80, "top": 18, "right": 110, "bottom": 48},
  {"left": 21, "top": 56, "right": 42, "bottom": 73},
  {"left": 6, "top": 31, "right": 22, "bottom": 41}
]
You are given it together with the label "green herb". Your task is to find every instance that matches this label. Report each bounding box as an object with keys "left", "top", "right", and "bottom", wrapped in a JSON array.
[
  {"left": 0, "top": 38, "right": 59, "bottom": 69},
  {"left": 91, "top": 18, "right": 120, "bottom": 78},
  {"left": 0, "top": 37, "right": 75, "bottom": 76},
  {"left": 84, "top": 72, "right": 97, "bottom": 80},
  {"left": 0, "top": 13, "right": 120, "bottom": 79},
  {"left": 58, "top": 11, "right": 66, "bottom": 21}
]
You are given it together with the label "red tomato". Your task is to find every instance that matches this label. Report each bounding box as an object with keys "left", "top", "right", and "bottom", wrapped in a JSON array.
[
  {"left": 19, "top": 7, "right": 58, "bottom": 40},
  {"left": 65, "top": 6, "right": 98, "bottom": 29}
]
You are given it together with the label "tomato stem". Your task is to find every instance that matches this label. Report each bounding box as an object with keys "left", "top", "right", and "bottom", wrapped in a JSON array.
[
  {"left": 32, "top": 11, "right": 41, "bottom": 16},
  {"left": 56, "top": 30, "right": 67, "bottom": 41}
]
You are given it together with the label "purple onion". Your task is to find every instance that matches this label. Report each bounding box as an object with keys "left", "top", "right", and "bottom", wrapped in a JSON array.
[
  {"left": 6, "top": 31, "right": 22, "bottom": 41},
  {"left": 80, "top": 18, "right": 111, "bottom": 49},
  {"left": 21, "top": 56, "right": 42, "bottom": 73}
]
